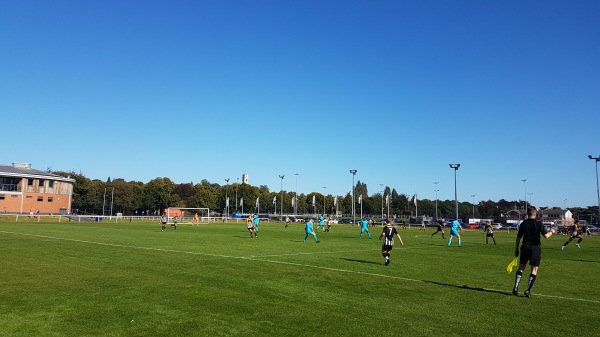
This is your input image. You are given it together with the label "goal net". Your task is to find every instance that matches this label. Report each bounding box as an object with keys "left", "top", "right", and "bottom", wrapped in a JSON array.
[{"left": 166, "top": 207, "right": 210, "bottom": 225}]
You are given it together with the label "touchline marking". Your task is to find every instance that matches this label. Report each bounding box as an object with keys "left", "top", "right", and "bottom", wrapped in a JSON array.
[
  {"left": 251, "top": 249, "right": 378, "bottom": 258},
  {"left": 3, "top": 230, "right": 599, "bottom": 305}
]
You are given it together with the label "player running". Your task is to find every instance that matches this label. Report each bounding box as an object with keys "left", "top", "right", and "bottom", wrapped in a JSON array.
[
  {"left": 171, "top": 216, "right": 178, "bottom": 230},
  {"left": 193, "top": 213, "right": 199, "bottom": 225},
  {"left": 160, "top": 213, "right": 168, "bottom": 232},
  {"left": 431, "top": 220, "right": 445, "bottom": 239},
  {"left": 448, "top": 220, "right": 463, "bottom": 247},
  {"left": 562, "top": 219, "right": 584, "bottom": 250},
  {"left": 304, "top": 218, "right": 320, "bottom": 243},
  {"left": 379, "top": 218, "right": 404, "bottom": 265},
  {"left": 246, "top": 217, "right": 257, "bottom": 238},
  {"left": 316, "top": 215, "right": 326, "bottom": 232},
  {"left": 253, "top": 214, "right": 260, "bottom": 234},
  {"left": 484, "top": 222, "right": 496, "bottom": 244},
  {"left": 359, "top": 218, "right": 371, "bottom": 239}
]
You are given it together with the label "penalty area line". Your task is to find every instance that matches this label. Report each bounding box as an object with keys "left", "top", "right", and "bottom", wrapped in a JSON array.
[{"left": 2, "top": 230, "right": 598, "bottom": 305}]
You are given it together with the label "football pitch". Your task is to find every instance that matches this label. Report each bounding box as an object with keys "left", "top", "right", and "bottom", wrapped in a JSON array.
[{"left": 1, "top": 221, "right": 598, "bottom": 337}]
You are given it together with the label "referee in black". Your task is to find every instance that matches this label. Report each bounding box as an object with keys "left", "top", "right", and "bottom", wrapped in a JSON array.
[{"left": 513, "top": 207, "right": 555, "bottom": 297}]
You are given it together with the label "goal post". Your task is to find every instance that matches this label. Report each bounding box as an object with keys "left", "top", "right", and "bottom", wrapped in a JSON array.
[{"left": 166, "top": 207, "right": 210, "bottom": 225}]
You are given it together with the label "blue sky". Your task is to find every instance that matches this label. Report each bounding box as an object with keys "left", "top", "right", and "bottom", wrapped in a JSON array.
[{"left": 1, "top": 0, "right": 599, "bottom": 208}]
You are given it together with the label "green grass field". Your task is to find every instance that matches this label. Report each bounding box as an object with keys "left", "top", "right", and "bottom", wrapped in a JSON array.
[{"left": 1, "top": 220, "right": 598, "bottom": 337}]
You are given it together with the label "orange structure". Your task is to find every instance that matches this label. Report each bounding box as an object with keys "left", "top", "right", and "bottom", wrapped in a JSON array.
[{"left": 0, "top": 163, "right": 75, "bottom": 215}]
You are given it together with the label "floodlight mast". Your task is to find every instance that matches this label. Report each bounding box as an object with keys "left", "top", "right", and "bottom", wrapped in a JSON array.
[
  {"left": 350, "top": 170, "right": 357, "bottom": 225},
  {"left": 589, "top": 155, "right": 600, "bottom": 225},
  {"left": 279, "top": 175, "right": 285, "bottom": 216},
  {"left": 449, "top": 164, "right": 460, "bottom": 220}
]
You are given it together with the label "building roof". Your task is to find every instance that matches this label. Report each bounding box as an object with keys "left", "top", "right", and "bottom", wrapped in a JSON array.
[{"left": 0, "top": 163, "right": 75, "bottom": 183}]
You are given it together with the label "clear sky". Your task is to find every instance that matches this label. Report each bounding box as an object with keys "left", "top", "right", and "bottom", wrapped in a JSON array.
[{"left": 1, "top": 0, "right": 599, "bottom": 208}]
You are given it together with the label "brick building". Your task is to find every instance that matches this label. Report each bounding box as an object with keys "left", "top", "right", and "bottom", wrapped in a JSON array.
[{"left": 0, "top": 163, "right": 75, "bottom": 215}]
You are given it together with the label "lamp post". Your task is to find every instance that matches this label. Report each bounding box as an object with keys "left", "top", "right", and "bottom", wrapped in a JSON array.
[
  {"left": 470, "top": 194, "right": 475, "bottom": 221},
  {"left": 589, "top": 155, "right": 600, "bottom": 225},
  {"left": 563, "top": 198, "right": 568, "bottom": 221},
  {"left": 322, "top": 186, "right": 327, "bottom": 215},
  {"left": 528, "top": 192, "right": 533, "bottom": 206},
  {"left": 294, "top": 173, "right": 299, "bottom": 215},
  {"left": 235, "top": 178, "right": 239, "bottom": 213},
  {"left": 449, "top": 164, "right": 460, "bottom": 220},
  {"left": 278, "top": 175, "right": 285, "bottom": 217},
  {"left": 380, "top": 183, "right": 384, "bottom": 220},
  {"left": 521, "top": 179, "right": 527, "bottom": 212},
  {"left": 224, "top": 178, "right": 230, "bottom": 218},
  {"left": 434, "top": 182, "right": 439, "bottom": 220},
  {"left": 350, "top": 170, "right": 357, "bottom": 225}
]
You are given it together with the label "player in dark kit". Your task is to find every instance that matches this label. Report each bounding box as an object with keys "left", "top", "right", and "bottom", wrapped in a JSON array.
[
  {"left": 431, "top": 220, "right": 445, "bottom": 239},
  {"left": 379, "top": 218, "right": 404, "bottom": 265},
  {"left": 484, "top": 223, "right": 496, "bottom": 244},
  {"left": 513, "top": 207, "right": 555, "bottom": 297},
  {"left": 561, "top": 219, "right": 584, "bottom": 250}
]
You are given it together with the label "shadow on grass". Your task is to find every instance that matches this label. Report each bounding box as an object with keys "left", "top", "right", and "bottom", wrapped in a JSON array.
[
  {"left": 422, "top": 280, "right": 512, "bottom": 296},
  {"left": 569, "top": 259, "right": 600, "bottom": 264},
  {"left": 341, "top": 258, "right": 382, "bottom": 265}
]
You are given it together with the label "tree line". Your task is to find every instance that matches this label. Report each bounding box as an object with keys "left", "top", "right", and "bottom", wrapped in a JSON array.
[{"left": 53, "top": 171, "right": 596, "bottom": 222}]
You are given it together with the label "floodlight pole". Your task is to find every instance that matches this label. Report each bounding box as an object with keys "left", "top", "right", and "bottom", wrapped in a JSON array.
[
  {"left": 380, "top": 183, "right": 384, "bottom": 220},
  {"left": 589, "top": 155, "right": 600, "bottom": 225},
  {"left": 294, "top": 173, "right": 299, "bottom": 215},
  {"left": 521, "top": 179, "right": 527, "bottom": 216},
  {"left": 322, "top": 186, "right": 327, "bottom": 215},
  {"left": 350, "top": 170, "right": 357, "bottom": 225},
  {"left": 434, "top": 181, "right": 439, "bottom": 220},
  {"left": 449, "top": 164, "right": 460, "bottom": 221},
  {"left": 225, "top": 178, "right": 230, "bottom": 219},
  {"left": 470, "top": 194, "right": 475, "bottom": 221},
  {"left": 279, "top": 175, "right": 285, "bottom": 217}
]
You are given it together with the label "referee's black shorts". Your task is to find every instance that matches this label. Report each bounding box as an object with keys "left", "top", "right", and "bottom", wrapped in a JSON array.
[{"left": 519, "top": 244, "right": 542, "bottom": 267}]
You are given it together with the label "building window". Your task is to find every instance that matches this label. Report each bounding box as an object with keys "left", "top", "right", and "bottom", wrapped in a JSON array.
[
  {"left": 0, "top": 194, "right": 4, "bottom": 200},
  {"left": 39, "top": 180, "right": 45, "bottom": 187},
  {"left": 28, "top": 179, "right": 33, "bottom": 186},
  {"left": 37, "top": 196, "right": 43, "bottom": 202},
  {"left": 49, "top": 181, "right": 54, "bottom": 188},
  {"left": 48, "top": 197, "right": 53, "bottom": 202},
  {"left": 26, "top": 196, "right": 32, "bottom": 199}
]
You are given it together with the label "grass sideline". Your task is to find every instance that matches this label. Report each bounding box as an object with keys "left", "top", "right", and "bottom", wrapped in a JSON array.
[{"left": 1, "top": 221, "right": 598, "bottom": 337}]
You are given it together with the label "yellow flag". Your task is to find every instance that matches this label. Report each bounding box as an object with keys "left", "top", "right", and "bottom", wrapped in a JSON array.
[{"left": 506, "top": 257, "right": 519, "bottom": 274}]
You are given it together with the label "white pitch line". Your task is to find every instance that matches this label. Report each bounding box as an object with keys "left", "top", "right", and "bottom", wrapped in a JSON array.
[
  {"left": 250, "top": 249, "right": 379, "bottom": 258},
  {"left": 2, "top": 230, "right": 599, "bottom": 305}
]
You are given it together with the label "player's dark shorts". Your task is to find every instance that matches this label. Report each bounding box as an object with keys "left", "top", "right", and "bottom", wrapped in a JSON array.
[
  {"left": 571, "top": 231, "right": 580, "bottom": 238},
  {"left": 486, "top": 233, "right": 494, "bottom": 237},
  {"left": 161, "top": 221, "right": 167, "bottom": 225},
  {"left": 382, "top": 244, "right": 393, "bottom": 251},
  {"left": 519, "top": 244, "right": 541, "bottom": 267}
]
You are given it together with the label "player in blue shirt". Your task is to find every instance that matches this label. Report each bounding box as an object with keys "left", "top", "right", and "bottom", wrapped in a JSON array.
[
  {"left": 316, "top": 215, "right": 326, "bottom": 232},
  {"left": 253, "top": 214, "right": 260, "bottom": 234},
  {"left": 304, "top": 218, "right": 320, "bottom": 243},
  {"left": 448, "top": 220, "right": 463, "bottom": 247},
  {"left": 359, "top": 218, "right": 371, "bottom": 239}
]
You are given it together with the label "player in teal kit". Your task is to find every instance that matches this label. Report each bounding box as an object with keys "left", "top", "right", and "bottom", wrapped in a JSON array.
[
  {"left": 316, "top": 215, "right": 326, "bottom": 232},
  {"left": 304, "top": 218, "right": 320, "bottom": 243},
  {"left": 448, "top": 220, "right": 462, "bottom": 247},
  {"left": 253, "top": 214, "right": 260, "bottom": 233},
  {"left": 359, "top": 218, "right": 371, "bottom": 239}
]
